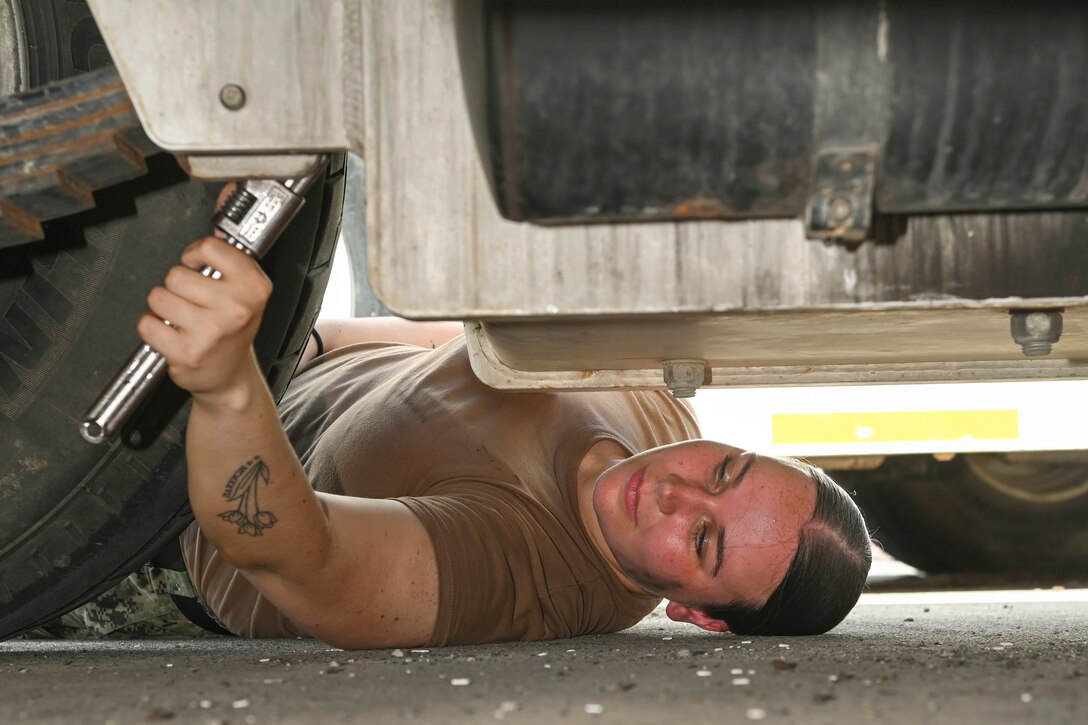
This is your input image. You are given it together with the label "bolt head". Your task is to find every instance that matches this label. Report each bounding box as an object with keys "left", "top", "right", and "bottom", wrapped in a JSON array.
[
  {"left": 828, "top": 196, "right": 855, "bottom": 223},
  {"left": 219, "top": 84, "right": 247, "bottom": 111},
  {"left": 663, "top": 360, "right": 706, "bottom": 398},
  {"left": 1009, "top": 310, "right": 1063, "bottom": 356}
]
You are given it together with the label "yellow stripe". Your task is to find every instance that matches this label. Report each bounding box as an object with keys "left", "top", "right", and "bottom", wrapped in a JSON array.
[{"left": 772, "top": 410, "right": 1018, "bottom": 444}]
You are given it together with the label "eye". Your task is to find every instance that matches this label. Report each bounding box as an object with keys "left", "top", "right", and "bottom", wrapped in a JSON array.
[
  {"left": 712, "top": 455, "right": 733, "bottom": 492},
  {"left": 695, "top": 521, "right": 709, "bottom": 558}
]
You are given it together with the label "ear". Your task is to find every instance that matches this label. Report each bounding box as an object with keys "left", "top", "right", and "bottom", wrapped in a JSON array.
[{"left": 665, "top": 601, "right": 730, "bottom": 633}]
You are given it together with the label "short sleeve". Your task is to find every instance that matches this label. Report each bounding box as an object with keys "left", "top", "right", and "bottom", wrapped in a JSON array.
[{"left": 397, "top": 490, "right": 652, "bottom": 646}]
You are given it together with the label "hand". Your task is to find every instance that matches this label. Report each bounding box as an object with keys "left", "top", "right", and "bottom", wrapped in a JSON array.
[{"left": 137, "top": 233, "right": 272, "bottom": 407}]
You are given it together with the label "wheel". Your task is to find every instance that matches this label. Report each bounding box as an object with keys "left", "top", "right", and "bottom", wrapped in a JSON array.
[
  {"left": 0, "top": 0, "right": 345, "bottom": 638},
  {"left": 838, "top": 453, "right": 1088, "bottom": 575}
]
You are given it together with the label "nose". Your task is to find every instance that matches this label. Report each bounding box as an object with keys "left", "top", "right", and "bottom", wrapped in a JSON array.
[{"left": 654, "top": 475, "right": 703, "bottom": 515}]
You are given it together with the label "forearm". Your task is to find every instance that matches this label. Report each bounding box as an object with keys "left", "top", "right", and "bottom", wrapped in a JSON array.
[
  {"left": 185, "top": 355, "right": 331, "bottom": 578},
  {"left": 323, "top": 318, "right": 461, "bottom": 351},
  {"left": 295, "top": 318, "right": 463, "bottom": 370}
]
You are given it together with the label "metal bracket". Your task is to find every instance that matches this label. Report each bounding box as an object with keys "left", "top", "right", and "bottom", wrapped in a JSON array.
[
  {"left": 805, "top": 147, "right": 878, "bottom": 241},
  {"left": 85, "top": 0, "right": 360, "bottom": 175},
  {"left": 178, "top": 154, "right": 326, "bottom": 182},
  {"left": 804, "top": 4, "right": 886, "bottom": 242}
]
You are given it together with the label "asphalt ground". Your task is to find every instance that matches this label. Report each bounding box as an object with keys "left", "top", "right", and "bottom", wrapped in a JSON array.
[{"left": 2, "top": 558, "right": 1086, "bottom": 725}]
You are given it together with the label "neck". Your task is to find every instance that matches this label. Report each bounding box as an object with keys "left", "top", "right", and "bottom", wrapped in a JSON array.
[{"left": 575, "top": 439, "right": 648, "bottom": 596}]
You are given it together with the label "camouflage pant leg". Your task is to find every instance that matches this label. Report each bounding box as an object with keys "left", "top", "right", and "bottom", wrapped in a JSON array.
[{"left": 19, "top": 565, "right": 222, "bottom": 639}]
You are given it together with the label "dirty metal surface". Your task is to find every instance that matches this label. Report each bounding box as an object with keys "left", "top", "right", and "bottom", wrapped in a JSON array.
[
  {"left": 365, "top": 3, "right": 1088, "bottom": 320},
  {"left": 465, "top": 301, "right": 1088, "bottom": 390},
  {"left": 463, "top": 1, "right": 1088, "bottom": 225}
]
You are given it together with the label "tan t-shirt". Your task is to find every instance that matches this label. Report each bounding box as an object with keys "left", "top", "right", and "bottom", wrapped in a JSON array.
[{"left": 181, "top": 339, "right": 700, "bottom": 645}]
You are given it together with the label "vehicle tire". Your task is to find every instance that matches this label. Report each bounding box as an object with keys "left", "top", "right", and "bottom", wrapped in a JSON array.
[
  {"left": 838, "top": 454, "right": 1088, "bottom": 575},
  {"left": 0, "top": 0, "right": 345, "bottom": 638}
]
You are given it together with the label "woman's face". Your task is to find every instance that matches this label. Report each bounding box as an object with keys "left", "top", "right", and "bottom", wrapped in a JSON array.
[{"left": 591, "top": 440, "right": 817, "bottom": 610}]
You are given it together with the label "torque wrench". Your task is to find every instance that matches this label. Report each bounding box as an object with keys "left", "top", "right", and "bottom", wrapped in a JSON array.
[{"left": 80, "top": 162, "right": 326, "bottom": 444}]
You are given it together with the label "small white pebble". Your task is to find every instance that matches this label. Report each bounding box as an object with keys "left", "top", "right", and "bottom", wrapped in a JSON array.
[
  {"left": 731, "top": 668, "right": 744, "bottom": 675},
  {"left": 567, "top": 649, "right": 576, "bottom": 653},
  {"left": 696, "top": 669, "right": 712, "bottom": 677},
  {"left": 584, "top": 704, "right": 604, "bottom": 716},
  {"left": 746, "top": 708, "right": 767, "bottom": 720},
  {"left": 392, "top": 649, "right": 405, "bottom": 658},
  {"left": 992, "top": 646, "right": 1005, "bottom": 651},
  {"left": 494, "top": 701, "right": 519, "bottom": 719},
  {"left": 410, "top": 649, "right": 429, "bottom": 654},
  {"left": 258, "top": 658, "right": 270, "bottom": 663},
  {"left": 232, "top": 699, "right": 250, "bottom": 709},
  {"left": 714, "top": 647, "right": 723, "bottom": 652},
  {"left": 1021, "top": 693, "right": 1033, "bottom": 703},
  {"left": 829, "top": 674, "right": 839, "bottom": 682},
  {"left": 1000, "top": 642, "right": 1014, "bottom": 647},
  {"left": 662, "top": 636, "right": 673, "bottom": 641},
  {"left": 199, "top": 701, "right": 212, "bottom": 709},
  {"left": 451, "top": 678, "right": 471, "bottom": 686},
  {"left": 732, "top": 677, "right": 751, "bottom": 686},
  {"left": 676, "top": 648, "right": 691, "bottom": 658},
  {"left": 262, "top": 679, "right": 282, "bottom": 685},
  {"left": 348, "top": 672, "right": 356, "bottom": 679},
  {"left": 741, "top": 640, "right": 752, "bottom": 644},
  {"left": 778, "top": 644, "right": 790, "bottom": 649},
  {"left": 747, "top": 669, "right": 756, "bottom": 675},
  {"left": 544, "top": 664, "right": 551, "bottom": 669},
  {"left": 537, "top": 652, "right": 548, "bottom": 657}
]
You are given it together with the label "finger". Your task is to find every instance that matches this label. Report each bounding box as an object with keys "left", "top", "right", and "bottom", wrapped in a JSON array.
[
  {"left": 179, "top": 235, "right": 261, "bottom": 281},
  {"left": 146, "top": 285, "right": 207, "bottom": 332},
  {"left": 135, "top": 311, "right": 182, "bottom": 356},
  {"left": 162, "top": 264, "right": 224, "bottom": 309}
]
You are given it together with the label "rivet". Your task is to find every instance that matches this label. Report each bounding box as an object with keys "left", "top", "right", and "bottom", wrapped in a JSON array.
[{"left": 219, "top": 84, "right": 247, "bottom": 111}]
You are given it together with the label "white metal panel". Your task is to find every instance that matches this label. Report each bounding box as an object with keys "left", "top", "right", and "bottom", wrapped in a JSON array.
[{"left": 86, "top": 0, "right": 353, "bottom": 154}]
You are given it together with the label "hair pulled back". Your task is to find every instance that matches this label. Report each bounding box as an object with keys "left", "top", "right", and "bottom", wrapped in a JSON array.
[{"left": 704, "top": 465, "right": 872, "bottom": 635}]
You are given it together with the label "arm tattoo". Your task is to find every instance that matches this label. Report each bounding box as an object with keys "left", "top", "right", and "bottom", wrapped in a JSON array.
[{"left": 218, "top": 456, "right": 278, "bottom": 536}]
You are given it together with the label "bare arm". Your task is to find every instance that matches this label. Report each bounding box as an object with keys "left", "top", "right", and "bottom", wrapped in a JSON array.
[
  {"left": 139, "top": 235, "right": 438, "bottom": 648},
  {"left": 298, "top": 318, "right": 464, "bottom": 369}
]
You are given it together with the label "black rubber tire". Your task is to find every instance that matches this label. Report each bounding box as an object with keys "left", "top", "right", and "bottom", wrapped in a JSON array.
[
  {"left": 838, "top": 454, "right": 1088, "bottom": 575},
  {"left": 0, "top": 1, "right": 345, "bottom": 638}
]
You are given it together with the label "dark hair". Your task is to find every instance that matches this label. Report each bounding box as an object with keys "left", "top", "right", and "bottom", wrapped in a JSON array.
[{"left": 703, "top": 464, "right": 872, "bottom": 635}]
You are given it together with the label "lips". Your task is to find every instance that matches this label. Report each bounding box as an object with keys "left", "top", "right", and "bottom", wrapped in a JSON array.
[{"left": 624, "top": 467, "right": 646, "bottom": 524}]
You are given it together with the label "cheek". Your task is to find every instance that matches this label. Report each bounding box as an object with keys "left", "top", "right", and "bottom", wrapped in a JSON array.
[{"left": 643, "top": 522, "right": 691, "bottom": 566}]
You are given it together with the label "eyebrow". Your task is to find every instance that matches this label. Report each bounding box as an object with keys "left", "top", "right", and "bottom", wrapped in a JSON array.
[
  {"left": 712, "top": 528, "right": 725, "bottom": 577},
  {"left": 713, "top": 453, "right": 758, "bottom": 578},
  {"left": 733, "top": 452, "right": 757, "bottom": 489}
]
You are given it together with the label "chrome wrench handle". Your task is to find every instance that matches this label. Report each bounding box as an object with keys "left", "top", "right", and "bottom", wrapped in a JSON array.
[{"left": 80, "top": 167, "right": 324, "bottom": 444}]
